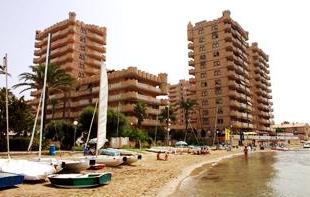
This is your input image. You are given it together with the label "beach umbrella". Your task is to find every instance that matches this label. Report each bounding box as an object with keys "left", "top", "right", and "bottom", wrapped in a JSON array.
[{"left": 175, "top": 141, "right": 188, "bottom": 146}]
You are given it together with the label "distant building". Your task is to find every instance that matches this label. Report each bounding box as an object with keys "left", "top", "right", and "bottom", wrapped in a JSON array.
[
  {"left": 187, "top": 10, "right": 274, "bottom": 134},
  {"left": 272, "top": 123, "right": 310, "bottom": 140},
  {"left": 248, "top": 43, "right": 274, "bottom": 133},
  {"left": 168, "top": 80, "right": 197, "bottom": 130}
]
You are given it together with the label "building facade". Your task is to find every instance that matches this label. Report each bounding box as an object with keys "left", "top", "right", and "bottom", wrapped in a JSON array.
[
  {"left": 33, "top": 12, "right": 106, "bottom": 79},
  {"left": 272, "top": 123, "right": 310, "bottom": 140},
  {"left": 168, "top": 80, "right": 197, "bottom": 130},
  {"left": 187, "top": 10, "right": 254, "bottom": 133},
  {"left": 31, "top": 67, "right": 168, "bottom": 128},
  {"left": 248, "top": 43, "right": 274, "bottom": 133}
]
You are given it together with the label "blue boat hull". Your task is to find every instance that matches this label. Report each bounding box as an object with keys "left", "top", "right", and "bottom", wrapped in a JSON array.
[{"left": 0, "top": 172, "right": 24, "bottom": 188}]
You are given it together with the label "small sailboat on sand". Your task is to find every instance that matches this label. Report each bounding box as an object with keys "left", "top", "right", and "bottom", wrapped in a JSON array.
[
  {"left": 0, "top": 51, "right": 57, "bottom": 181},
  {"left": 48, "top": 62, "right": 112, "bottom": 188}
]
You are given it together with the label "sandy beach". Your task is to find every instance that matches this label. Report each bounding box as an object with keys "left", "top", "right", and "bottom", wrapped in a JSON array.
[{"left": 1, "top": 149, "right": 243, "bottom": 197}]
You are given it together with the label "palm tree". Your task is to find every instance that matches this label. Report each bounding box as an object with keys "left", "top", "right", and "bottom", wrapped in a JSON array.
[
  {"left": 49, "top": 98, "right": 58, "bottom": 121},
  {"left": 178, "top": 99, "right": 196, "bottom": 139},
  {"left": 13, "top": 64, "right": 75, "bottom": 129},
  {"left": 133, "top": 101, "right": 147, "bottom": 128},
  {"left": 159, "top": 105, "right": 176, "bottom": 143},
  {"left": 0, "top": 65, "right": 5, "bottom": 75}
]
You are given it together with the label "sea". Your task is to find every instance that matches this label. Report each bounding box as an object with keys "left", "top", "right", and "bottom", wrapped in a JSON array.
[{"left": 172, "top": 150, "right": 310, "bottom": 197}]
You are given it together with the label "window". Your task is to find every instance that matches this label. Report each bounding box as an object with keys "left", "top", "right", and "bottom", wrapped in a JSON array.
[
  {"left": 201, "top": 81, "right": 207, "bottom": 87},
  {"left": 80, "top": 36, "right": 86, "bottom": 43},
  {"left": 202, "top": 99, "right": 208, "bottom": 106},
  {"left": 211, "top": 24, "right": 218, "bottom": 31},
  {"left": 213, "top": 51, "right": 220, "bottom": 57},
  {"left": 198, "top": 27, "right": 204, "bottom": 34},
  {"left": 80, "top": 45, "right": 86, "bottom": 51},
  {"left": 79, "top": 54, "right": 85, "bottom": 60},
  {"left": 212, "top": 32, "right": 218, "bottom": 39},
  {"left": 199, "top": 45, "right": 205, "bottom": 52},
  {"left": 79, "top": 63, "right": 85, "bottom": 68},
  {"left": 203, "top": 118, "right": 209, "bottom": 125},
  {"left": 80, "top": 27, "right": 87, "bottom": 34},
  {"left": 201, "top": 72, "right": 206, "bottom": 78},
  {"left": 200, "top": 61, "right": 206, "bottom": 69},
  {"left": 199, "top": 37, "right": 205, "bottom": 43},
  {"left": 78, "top": 71, "right": 85, "bottom": 78},
  {"left": 202, "top": 109, "right": 208, "bottom": 116},
  {"left": 213, "top": 60, "right": 220, "bottom": 67},
  {"left": 217, "top": 107, "right": 223, "bottom": 114},
  {"left": 214, "top": 69, "right": 221, "bottom": 76},
  {"left": 215, "top": 79, "right": 221, "bottom": 87},
  {"left": 215, "top": 97, "right": 222, "bottom": 104},
  {"left": 215, "top": 87, "right": 222, "bottom": 95},
  {"left": 202, "top": 90, "right": 208, "bottom": 96},
  {"left": 212, "top": 41, "right": 219, "bottom": 49},
  {"left": 217, "top": 118, "right": 223, "bottom": 124},
  {"left": 200, "top": 54, "right": 206, "bottom": 60}
]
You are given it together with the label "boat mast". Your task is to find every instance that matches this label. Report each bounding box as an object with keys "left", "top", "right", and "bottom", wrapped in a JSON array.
[
  {"left": 4, "top": 54, "right": 10, "bottom": 159},
  {"left": 28, "top": 92, "right": 43, "bottom": 151},
  {"left": 39, "top": 33, "right": 51, "bottom": 159}
]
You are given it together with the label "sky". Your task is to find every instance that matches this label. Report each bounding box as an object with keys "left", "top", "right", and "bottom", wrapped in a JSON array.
[{"left": 0, "top": 0, "right": 309, "bottom": 124}]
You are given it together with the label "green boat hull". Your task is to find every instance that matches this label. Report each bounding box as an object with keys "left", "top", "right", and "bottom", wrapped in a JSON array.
[{"left": 48, "top": 172, "right": 112, "bottom": 188}]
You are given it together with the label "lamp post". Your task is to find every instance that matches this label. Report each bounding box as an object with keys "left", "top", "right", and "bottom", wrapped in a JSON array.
[{"left": 73, "top": 120, "right": 78, "bottom": 149}]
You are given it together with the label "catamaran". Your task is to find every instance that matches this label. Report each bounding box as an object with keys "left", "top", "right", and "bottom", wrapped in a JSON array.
[{"left": 48, "top": 62, "right": 112, "bottom": 188}]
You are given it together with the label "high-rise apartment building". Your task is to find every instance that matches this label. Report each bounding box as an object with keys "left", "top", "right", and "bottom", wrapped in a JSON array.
[
  {"left": 168, "top": 80, "right": 197, "bottom": 130},
  {"left": 33, "top": 12, "right": 106, "bottom": 79},
  {"left": 248, "top": 43, "right": 273, "bottom": 133},
  {"left": 187, "top": 10, "right": 254, "bottom": 133}
]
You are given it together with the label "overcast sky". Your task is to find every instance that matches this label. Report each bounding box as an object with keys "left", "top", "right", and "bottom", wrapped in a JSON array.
[{"left": 0, "top": 0, "right": 309, "bottom": 124}]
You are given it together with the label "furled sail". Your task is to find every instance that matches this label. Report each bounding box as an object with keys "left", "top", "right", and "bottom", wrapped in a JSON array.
[{"left": 96, "top": 62, "right": 108, "bottom": 154}]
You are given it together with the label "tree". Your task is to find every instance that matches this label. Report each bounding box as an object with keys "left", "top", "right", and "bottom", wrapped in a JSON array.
[
  {"left": 78, "top": 106, "right": 98, "bottom": 141},
  {"left": 0, "top": 88, "right": 34, "bottom": 150},
  {"left": 178, "top": 99, "right": 196, "bottom": 138},
  {"left": 107, "top": 109, "right": 128, "bottom": 137},
  {"left": 13, "top": 64, "right": 75, "bottom": 130},
  {"left": 45, "top": 120, "right": 74, "bottom": 150},
  {"left": 49, "top": 98, "right": 57, "bottom": 121},
  {"left": 133, "top": 101, "right": 147, "bottom": 128},
  {"left": 159, "top": 105, "right": 176, "bottom": 142},
  {"left": 0, "top": 65, "right": 6, "bottom": 75}
]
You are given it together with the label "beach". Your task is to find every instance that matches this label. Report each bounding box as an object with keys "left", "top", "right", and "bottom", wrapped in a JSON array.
[{"left": 1, "top": 149, "right": 243, "bottom": 197}]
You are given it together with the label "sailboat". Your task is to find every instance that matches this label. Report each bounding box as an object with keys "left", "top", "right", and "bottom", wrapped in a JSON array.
[
  {"left": 0, "top": 34, "right": 57, "bottom": 180},
  {"left": 73, "top": 62, "right": 125, "bottom": 167},
  {"left": 48, "top": 62, "right": 112, "bottom": 188}
]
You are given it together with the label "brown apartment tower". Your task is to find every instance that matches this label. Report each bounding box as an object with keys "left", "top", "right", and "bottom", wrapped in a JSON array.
[
  {"left": 187, "top": 10, "right": 273, "bottom": 134},
  {"left": 30, "top": 12, "right": 106, "bottom": 118},
  {"left": 33, "top": 12, "right": 105, "bottom": 79},
  {"left": 248, "top": 43, "right": 273, "bottom": 133}
]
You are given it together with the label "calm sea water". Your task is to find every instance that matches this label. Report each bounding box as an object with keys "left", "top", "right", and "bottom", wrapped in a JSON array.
[{"left": 173, "top": 150, "right": 310, "bottom": 197}]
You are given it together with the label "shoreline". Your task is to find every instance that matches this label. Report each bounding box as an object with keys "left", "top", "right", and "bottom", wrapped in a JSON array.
[{"left": 157, "top": 150, "right": 243, "bottom": 197}]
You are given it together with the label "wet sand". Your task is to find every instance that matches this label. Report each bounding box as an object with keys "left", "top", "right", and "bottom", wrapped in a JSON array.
[{"left": 1, "top": 150, "right": 242, "bottom": 197}]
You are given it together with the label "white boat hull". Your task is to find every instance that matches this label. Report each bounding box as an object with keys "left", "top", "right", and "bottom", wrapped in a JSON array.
[
  {"left": 0, "top": 159, "right": 56, "bottom": 181},
  {"left": 79, "top": 155, "right": 124, "bottom": 167},
  {"left": 61, "top": 159, "right": 91, "bottom": 172}
]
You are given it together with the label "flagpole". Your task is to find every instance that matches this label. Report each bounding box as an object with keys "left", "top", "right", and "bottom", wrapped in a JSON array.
[{"left": 4, "top": 54, "right": 10, "bottom": 159}]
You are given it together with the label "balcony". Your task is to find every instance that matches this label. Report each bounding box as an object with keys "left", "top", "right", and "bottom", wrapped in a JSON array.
[
  {"left": 189, "top": 78, "right": 195, "bottom": 84},
  {"left": 188, "top": 51, "right": 194, "bottom": 59},
  {"left": 109, "top": 79, "right": 162, "bottom": 95},
  {"left": 189, "top": 69, "right": 195, "bottom": 76},
  {"left": 49, "top": 54, "right": 74, "bottom": 65},
  {"left": 188, "top": 60, "right": 195, "bottom": 67},
  {"left": 108, "top": 92, "right": 161, "bottom": 105},
  {"left": 188, "top": 43, "right": 194, "bottom": 50}
]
